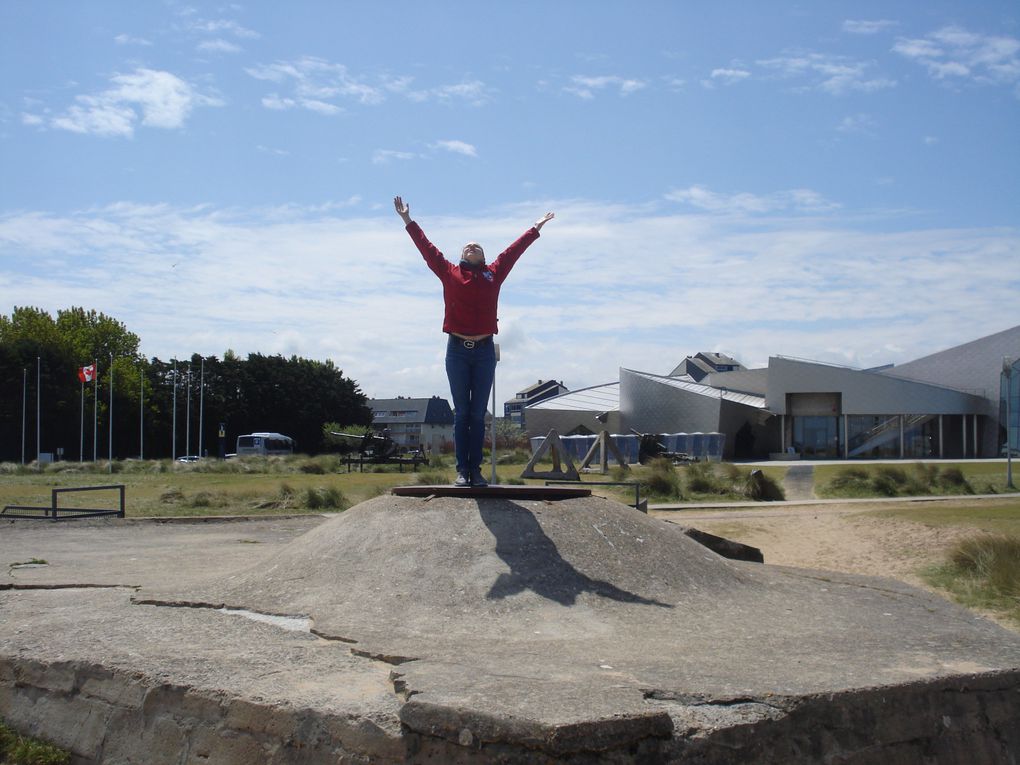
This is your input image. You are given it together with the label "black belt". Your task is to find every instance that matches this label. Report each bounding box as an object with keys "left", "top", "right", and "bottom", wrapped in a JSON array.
[{"left": 449, "top": 335, "right": 492, "bottom": 349}]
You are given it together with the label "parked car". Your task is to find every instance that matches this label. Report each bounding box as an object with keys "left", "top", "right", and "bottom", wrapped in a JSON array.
[{"left": 176, "top": 455, "right": 201, "bottom": 463}]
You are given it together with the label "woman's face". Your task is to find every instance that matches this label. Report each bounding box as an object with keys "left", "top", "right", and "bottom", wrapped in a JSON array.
[{"left": 462, "top": 242, "right": 485, "bottom": 265}]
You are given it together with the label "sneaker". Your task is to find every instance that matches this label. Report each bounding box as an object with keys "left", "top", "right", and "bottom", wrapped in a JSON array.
[
  {"left": 471, "top": 470, "right": 489, "bottom": 488},
  {"left": 453, "top": 473, "right": 470, "bottom": 487}
]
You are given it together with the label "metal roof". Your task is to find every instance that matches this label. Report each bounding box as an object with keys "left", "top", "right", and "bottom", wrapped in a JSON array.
[
  {"left": 624, "top": 369, "right": 768, "bottom": 409},
  {"left": 526, "top": 382, "right": 620, "bottom": 412}
]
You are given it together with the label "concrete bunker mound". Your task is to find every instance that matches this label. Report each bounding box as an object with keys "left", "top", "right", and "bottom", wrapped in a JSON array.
[
  {"left": 140, "top": 495, "right": 754, "bottom": 651},
  {"left": 5, "top": 494, "right": 1018, "bottom": 762}
]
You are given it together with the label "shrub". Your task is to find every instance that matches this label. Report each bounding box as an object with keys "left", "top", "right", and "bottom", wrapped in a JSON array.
[
  {"left": 911, "top": 462, "right": 938, "bottom": 485},
  {"left": 950, "top": 535, "right": 1020, "bottom": 594},
  {"left": 719, "top": 462, "right": 743, "bottom": 482},
  {"left": 414, "top": 470, "right": 448, "bottom": 485},
  {"left": 496, "top": 448, "right": 531, "bottom": 465},
  {"left": 278, "top": 482, "right": 295, "bottom": 498},
  {"left": 299, "top": 460, "right": 326, "bottom": 474},
  {"left": 190, "top": 491, "right": 213, "bottom": 508},
  {"left": 304, "top": 487, "right": 348, "bottom": 510},
  {"left": 744, "top": 469, "right": 785, "bottom": 501},
  {"left": 641, "top": 458, "right": 680, "bottom": 498},
  {"left": 609, "top": 465, "right": 630, "bottom": 482},
  {"left": 828, "top": 467, "right": 869, "bottom": 489},
  {"left": 940, "top": 466, "right": 967, "bottom": 486},
  {"left": 937, "top": 467, "right": 973, "bottom": 494},
  {"left": 934, "top": 535, "right": 1020, "bottom": 625},
  {"left": 870, "top": 474, "right": 901, "bottom": 497},
  {"left": 874, "top": 465, "right": 908, "bottom": 486},
  {"left": 684, "top": 462, "right": 725, "bottom": 495},
  {"left": 159, "top": 487, "right": 184, "bottom": 504}
]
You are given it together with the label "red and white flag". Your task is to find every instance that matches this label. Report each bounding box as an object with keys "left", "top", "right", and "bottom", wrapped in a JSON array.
[{"left": 78, "top": 365, "right": 96, "bottom": 383}]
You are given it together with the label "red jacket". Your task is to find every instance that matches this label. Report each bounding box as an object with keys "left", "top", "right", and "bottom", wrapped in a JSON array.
[{"left": 406, "top": 221, "right": 540, "bottom": 336}]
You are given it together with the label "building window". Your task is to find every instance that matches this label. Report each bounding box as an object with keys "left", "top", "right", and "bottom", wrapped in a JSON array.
[
  {"left": 847, "top": 415, "right": 900, "bottom": 459},
  {"left": 792, "top": 416, "right": 841, "bottom": 458},
  {"left": 903, "top": 414, "right": 938, "bottom": 458}
]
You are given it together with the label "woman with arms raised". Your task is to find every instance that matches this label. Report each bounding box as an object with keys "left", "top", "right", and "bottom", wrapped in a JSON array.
[{"left": 395, "top": 196, "right": 554, "bottom": 487}]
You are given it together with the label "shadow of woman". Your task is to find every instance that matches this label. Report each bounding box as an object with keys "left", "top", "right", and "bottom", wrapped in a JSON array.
[{"left": 478, "top": 500, "right": 672, "bottom": 608}]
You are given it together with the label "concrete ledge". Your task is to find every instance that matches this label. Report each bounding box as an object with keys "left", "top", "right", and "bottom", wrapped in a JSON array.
[{"left": 3, "top": 656, "right": 1018, "bottom": 763}]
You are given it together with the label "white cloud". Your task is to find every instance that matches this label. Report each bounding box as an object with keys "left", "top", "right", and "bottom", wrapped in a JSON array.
[
  {"left": 923, "top": 135, "right": 939, "bottom": 146},
  {"left": 372, "top": 149, "right": 417, "bottom": 164},
  {"left": 247, "top": 57, "right": 384, "bottom": 112},
  {"left": 191, "top": 19, "right": 259, "bottom": 39},
  {"left": 256, "top": 144, "right": 290, "bottom": 156},
  {"left": 49, "top": 69, "right": 221, "bottom": 137},
  {"left": 114, "top": 33, "right": 152, "bottom": 46},
  {"left": 837, "top": 113, "right": 878, "bottom": 135},
  {"left": 406, "top": 79, "right": 492, "bottom": 106},
  {"left": 1, "top": 199, "right": 1015, "bottom": 400},
  {"left": 702, "top": 68, "right": 750, "bottom": 88},
  {"left": 893, "top": 26, "right": 1020, "bottom": 88},
  {"left": 843, "top": 20, "right": 897, "bottom": 35},
  {"left": 21, "top": 113, "right": 44, "bottom": 126},
  {"left": 563, "top": 75, "right": 647, "bottom": 99},
  {"left": 665, "top": 185, "right": 839, "bottom": 215},
  {"left": 262, "top": 94, "right": 296, "bottom": 110},
  {"left": 757, "top": 53, "right": 896, "bottom": 94},
  {"left": 432, "top": 139, "right": 477, "bottom": 158},
  {"left": 197, "top": 38, "right": 241, "bottom": 54}
]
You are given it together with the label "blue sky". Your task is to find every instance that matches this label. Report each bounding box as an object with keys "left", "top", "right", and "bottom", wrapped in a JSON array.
[{"left": 1, "top": 1, "right": 1018, "bottom": 403}]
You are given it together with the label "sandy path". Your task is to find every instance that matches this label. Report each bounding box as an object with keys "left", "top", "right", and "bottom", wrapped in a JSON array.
[{"left": 650, "top": 503, "right": 973, "bottom": 589}]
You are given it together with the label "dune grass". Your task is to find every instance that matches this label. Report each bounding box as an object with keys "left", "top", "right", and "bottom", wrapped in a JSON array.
[
  {"left": 0, "top": 719, "right": 70, "bottom": 765},
  {"left": 815, "top": 461, "right": 1016, "bottom": 499},
  {"left": 923, "top": 533, "right": 1020, "bottom": 626}
]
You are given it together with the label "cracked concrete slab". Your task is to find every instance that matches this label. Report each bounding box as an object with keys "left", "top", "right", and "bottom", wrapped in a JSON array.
[{"left": 2, "top": 498, "right": 1020, "bottom": 763}]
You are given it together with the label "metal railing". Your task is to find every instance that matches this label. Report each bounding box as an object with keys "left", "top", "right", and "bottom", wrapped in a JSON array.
[
  {"left": 544, "top": 480, "right": 646, "bottom": 513},
  {"left": 2, "top": 485, "right": 126, "bottom": 521}
]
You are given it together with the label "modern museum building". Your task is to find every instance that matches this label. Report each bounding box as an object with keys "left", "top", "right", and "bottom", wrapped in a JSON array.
[{"left": 525, "top": 325, "right": 1020, "bottom": 461}]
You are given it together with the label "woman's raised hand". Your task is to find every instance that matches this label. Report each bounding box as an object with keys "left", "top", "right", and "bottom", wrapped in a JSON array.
[
  {"left": 534, "top": 212, "right": 555, "bottom": 231},
  {"left": 394, "top": 196, "right": 411, "bottom": 224}
]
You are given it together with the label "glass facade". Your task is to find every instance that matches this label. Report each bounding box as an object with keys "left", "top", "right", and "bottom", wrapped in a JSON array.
[
  {"left": 846, "top": 415, "right": 899, "bottom": 458},
  {"left": 1003, "top": 359, "right": 1020, "bottom": 456},
  {"left": 903, "top": 414, "right": 939, "bottom": 458},
  {"left": 792, "top": 416, "right": 841, "bottom": 458}
]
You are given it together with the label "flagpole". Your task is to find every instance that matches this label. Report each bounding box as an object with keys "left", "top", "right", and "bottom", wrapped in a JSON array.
[
  {"left": 80, "top": 375, "right": 85, "bottom": 462},
  {"left": 36, "top": 356, "right": 41, "bottom": 464},
  {"left": 186, "top": 364, "right": 192, "bottom": 458},
  {"left": 172, "top": 360, "right": 178, "bottom": 461},
  {"left": 109, "top": 353, "right": 114, "bottom": 472},
  {"left": 140, "top": 365, "right": 144, "bottom": 460},
  {"left": 198, "top": 357, "right": 205, "bottom": 459},
  {"left": 93, "top": 358, "right": 98, "bottom": 462},
  {"left": 21, "top": 368, "right": 27, "bottom": 465}
]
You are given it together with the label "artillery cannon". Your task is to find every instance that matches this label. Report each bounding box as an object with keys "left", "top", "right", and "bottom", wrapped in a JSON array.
[
  {"left": 630, "top": 429, "right": 698, "bottom": 465},
  {"left": 329, "top": 428, "right": 427, "bottom": 472}
]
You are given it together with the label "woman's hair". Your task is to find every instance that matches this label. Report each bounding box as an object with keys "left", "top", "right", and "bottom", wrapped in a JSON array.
[{"left": 461, "top": 242, "right": 485, "bottom": 263}]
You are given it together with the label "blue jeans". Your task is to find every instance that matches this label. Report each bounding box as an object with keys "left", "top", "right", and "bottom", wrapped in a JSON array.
[{"left": 445, "top": 335, "right": 496, "bottom": 475}]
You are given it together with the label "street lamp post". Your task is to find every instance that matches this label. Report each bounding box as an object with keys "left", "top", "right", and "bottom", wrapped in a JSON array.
[{"left": 1005, "top": 357, "right": 1015, "bottom": 490}]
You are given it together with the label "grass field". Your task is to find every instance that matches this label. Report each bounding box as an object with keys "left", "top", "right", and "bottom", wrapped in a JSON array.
[
  {"left": 0, "top": 456, "right": 795, "bottom": 516},
  {"left": 814, "top": 461, "right": 1015, "bottom": 498},
  {"left": 865, "top": 497, "right": 1020, "bottom": 536},
  {"left": 2, "top": 457, "right": 1016, "bottom": 518}
]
